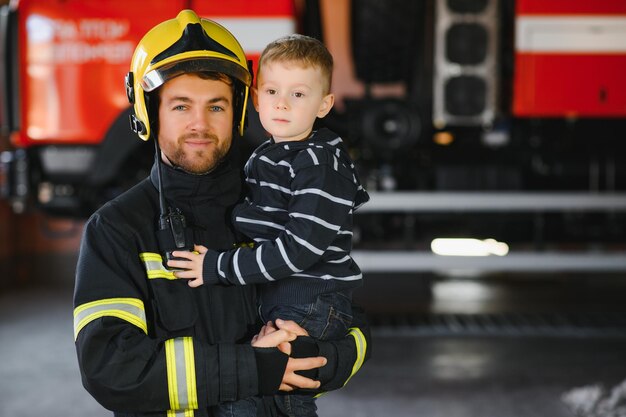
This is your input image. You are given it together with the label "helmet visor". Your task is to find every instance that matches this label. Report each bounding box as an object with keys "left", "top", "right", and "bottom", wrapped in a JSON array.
[{"left": 142, "top": 58, "right": 252, "bottom": 92}]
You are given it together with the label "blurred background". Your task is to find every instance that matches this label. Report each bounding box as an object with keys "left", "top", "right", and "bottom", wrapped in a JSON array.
[{"left": 2, "top": 0, "right": 626, "bottom": 416}]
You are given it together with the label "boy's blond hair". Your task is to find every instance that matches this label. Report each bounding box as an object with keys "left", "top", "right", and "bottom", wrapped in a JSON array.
[{"left": 257, "top": 34, "right": 333, "bottom": 94}]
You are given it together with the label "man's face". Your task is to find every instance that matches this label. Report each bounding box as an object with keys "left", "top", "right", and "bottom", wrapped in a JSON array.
[{"left": 157, "top": 74, "right": 234, "bottom": 174}]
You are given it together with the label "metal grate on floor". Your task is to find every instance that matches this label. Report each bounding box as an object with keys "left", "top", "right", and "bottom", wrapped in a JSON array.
[{"left": 370, "top": 312, "right": 626, "bottom": 338}]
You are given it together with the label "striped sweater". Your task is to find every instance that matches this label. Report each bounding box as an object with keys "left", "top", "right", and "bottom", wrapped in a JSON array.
[{"left": 202, "top": 128, "right": 369, "bottom": 305}]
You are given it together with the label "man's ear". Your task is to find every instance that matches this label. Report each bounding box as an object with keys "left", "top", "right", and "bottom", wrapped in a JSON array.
[
  {"left": 251, "top": 87, "right": 259, "bottom": 112},
  {"left": 317, "top": 93, "right": 335, "bottom": 118}
]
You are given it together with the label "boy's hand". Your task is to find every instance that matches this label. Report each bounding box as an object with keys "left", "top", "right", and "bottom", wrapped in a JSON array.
[
  {"left": 168, "top": 244, "right": 208, "bottom": 287},
  {"left": 252, "top": 321, "right": 290, "bottom": 355}
]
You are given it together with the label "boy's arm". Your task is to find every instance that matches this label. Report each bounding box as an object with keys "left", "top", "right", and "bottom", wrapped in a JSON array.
[{"left": 200, "top": 163, "right": 359, "bottom": 286}]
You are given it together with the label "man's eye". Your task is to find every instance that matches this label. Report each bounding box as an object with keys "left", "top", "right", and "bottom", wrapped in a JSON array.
[
  {"left": 173, "top": 105, "right": 186, "bottom": 111},
  {"left": 210, "top": 106, "right": 224, "bottom": 112}
]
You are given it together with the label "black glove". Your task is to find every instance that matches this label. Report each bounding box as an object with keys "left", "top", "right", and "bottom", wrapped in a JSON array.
[
  {"left": 253, "top": 347, "right": 289, "bottom": 395},
  {"left": 289, "top": 336, "right": 323, "bottom": 380}
]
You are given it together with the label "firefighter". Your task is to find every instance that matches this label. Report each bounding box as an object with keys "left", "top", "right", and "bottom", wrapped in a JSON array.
[{"left": 73, "top": 9, "right": 369, "bottom": 417}]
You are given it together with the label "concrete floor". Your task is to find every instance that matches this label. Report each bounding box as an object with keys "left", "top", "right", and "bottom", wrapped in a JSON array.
[{"left": 3, "top": 279, "right": 626, "bottom": 417}]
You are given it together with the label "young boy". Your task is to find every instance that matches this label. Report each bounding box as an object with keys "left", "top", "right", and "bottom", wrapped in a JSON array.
[{"left": 169, "top": 34, "right": 369, "bottom": 417}]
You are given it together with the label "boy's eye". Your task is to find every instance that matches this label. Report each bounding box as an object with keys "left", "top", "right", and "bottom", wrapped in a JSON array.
[
  {"left": 293, "top": 92, "right": 304, "bottom": 98},
  {"left": 266, "top": 89, "right": 276, "bottom": 95}
]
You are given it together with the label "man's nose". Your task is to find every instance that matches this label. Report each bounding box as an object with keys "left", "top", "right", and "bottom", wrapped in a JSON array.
[{"left": 189, "top": 109, "right": 211, "bottom": 130}]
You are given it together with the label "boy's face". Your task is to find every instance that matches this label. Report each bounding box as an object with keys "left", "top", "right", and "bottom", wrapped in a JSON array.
[
  {"left": 253, "top": 61, "right": 334, "bottom": 143},
  {"left": 157, "top": 73, "right": 234, "bottom": 174}
]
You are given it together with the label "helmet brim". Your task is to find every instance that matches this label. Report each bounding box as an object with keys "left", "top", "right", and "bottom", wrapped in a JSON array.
[{"left": 142, "top": 57, "right": 252, "bottom": 92}]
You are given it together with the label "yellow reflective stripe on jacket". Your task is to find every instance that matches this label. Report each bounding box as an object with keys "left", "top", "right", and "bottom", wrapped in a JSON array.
[
  {"left": 344, "top": 327, "right": 367, "bottom": 386},
  {"left": 165, "top": 337, "right": 198, "bottom": 411},
  {"left": 140, "top": 252, "right": 176, "bottom": 280},
  {"left": 73, "top": 298, "right": 147, "bottom": 340}
]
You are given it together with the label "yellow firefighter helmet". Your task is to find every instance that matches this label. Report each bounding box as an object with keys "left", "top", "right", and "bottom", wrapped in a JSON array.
[{"left": 126, "top": 9, "right": 252, "bottom": 140}]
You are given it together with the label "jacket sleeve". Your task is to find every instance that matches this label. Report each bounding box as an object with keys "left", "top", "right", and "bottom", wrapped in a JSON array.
[
  {"left": 289, "top": 304, "right": 371, "bottom": 393},
  {"left": 203, "top": 159, "right": 358, "bottom": 286},
  {"left": 73, "top": 210, "right": 286, "bottom": 413}
]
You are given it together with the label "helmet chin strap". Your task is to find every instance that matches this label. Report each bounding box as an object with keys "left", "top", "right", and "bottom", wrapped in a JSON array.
[{"left": 153, "top": 135, "right": 168, "bottom": 221}]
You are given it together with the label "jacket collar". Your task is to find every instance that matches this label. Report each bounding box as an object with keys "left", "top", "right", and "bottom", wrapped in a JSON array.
[{"left": 149, "top": 145, "right": 243, "bottom": 208}]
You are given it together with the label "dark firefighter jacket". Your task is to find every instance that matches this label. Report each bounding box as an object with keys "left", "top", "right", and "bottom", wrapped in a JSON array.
[{"left": 73, "top": 145, "right": 369, "bottom": 417}]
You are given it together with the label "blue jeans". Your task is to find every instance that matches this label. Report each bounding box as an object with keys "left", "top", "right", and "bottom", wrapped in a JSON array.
[
  {"left": 259, "top": 292, "right": 353, "bottom": 341},
  {"left": 213, "top": 293, "right": 353, "bottom": 417},
  {"left": 261, "top": 292, "right": 354, "bottom": 417}
]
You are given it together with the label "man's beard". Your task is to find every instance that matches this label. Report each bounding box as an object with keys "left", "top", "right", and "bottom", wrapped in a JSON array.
[{"left": 166, "top": 132, "right": 230, "bottom": 175}]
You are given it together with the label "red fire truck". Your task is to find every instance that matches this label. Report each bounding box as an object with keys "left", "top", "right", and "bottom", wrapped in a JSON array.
[
  {"left": 0, "top": 0, "right": 297, "bottom": 216},
  {"left": 2, "top": 0, "right": 626, "bottom": 272}
]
